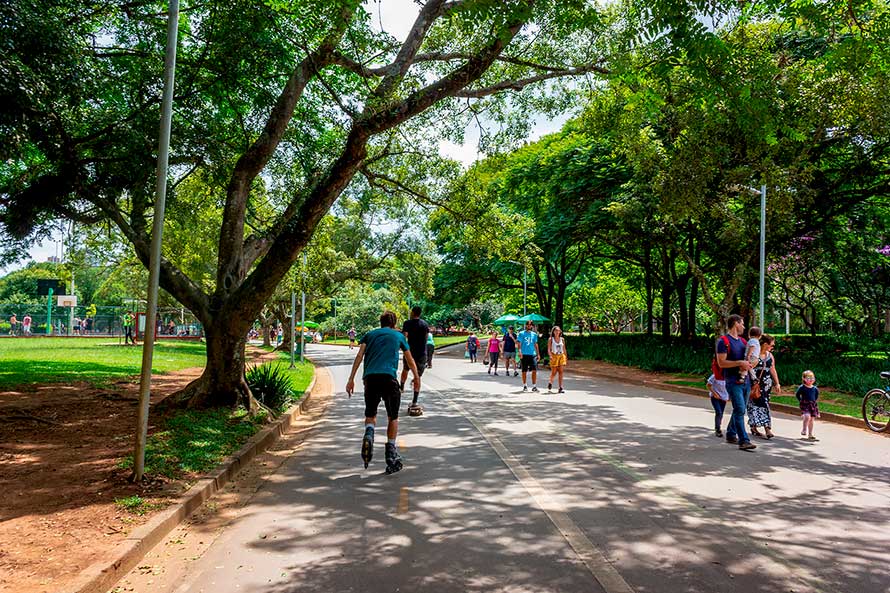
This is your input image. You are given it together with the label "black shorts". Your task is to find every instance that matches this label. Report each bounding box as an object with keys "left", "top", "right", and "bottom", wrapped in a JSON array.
[
  {"left": 403, "top": 359, "right": 427, "bottom": 377},
  {"left": 521, "top": 354, "right": 537, "bottom": 372},
  {"left": 363, "top": 374, "right": 401, "bottom": 419}
]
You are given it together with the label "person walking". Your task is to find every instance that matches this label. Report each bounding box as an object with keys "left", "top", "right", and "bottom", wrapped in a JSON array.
[
  {"left": 503, "top": 326, "right": 518, "bottom": 376},
  {"left": 425, "top": 332, "right": 435, "bottom": 368},
  {"left": 345, "top": 311, "right": 420, "bottom": 474},
  {"left": 716, "top": 314, "right": 756, "bottom": 451},
  {"left": 747, "top": 334, "right": 781, "bottom": 438},
  {"left": 400, "top": 306, "right": 430, "bottom": 416},
  {"left": 487, "top": 331, "right": 502, "bottom": 375},
  {"left": 466, "top": 331, "right": 480, "bottom": 363},
  {"left": 122, "top": 311, "right": 136, "bottom": 345},
  {"left": 8, "top": 313, "right": 17, "bottom": 336},
  {"left": 517, "top": 321, "right": 541, "bottom": 392},
  {"left": 22, "top": 313, "right": 31, "bottom": 336},
  {"left": 796, "top": 370, "right": 820, "bottom": 441},
  {"left": 547, "top": 326, "right": 567, "bottom": 393},
  {"left": 347, "top": 326, "right": 357, "bottom": 349},
  {"left": 707, "top": 373, "right": 729, "bottom": 437}
]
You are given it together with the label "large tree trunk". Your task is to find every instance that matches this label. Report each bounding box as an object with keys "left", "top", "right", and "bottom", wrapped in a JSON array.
[{"left": 160, "top": 321, "right": 254, "bottom": 411}]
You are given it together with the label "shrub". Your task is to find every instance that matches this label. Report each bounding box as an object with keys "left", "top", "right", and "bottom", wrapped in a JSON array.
[
  {"left": 568, "top": 333, "right": 890, "bottom": 395},
  {"left": 246, "top": 363, "right": 294, "bottom": 411}
]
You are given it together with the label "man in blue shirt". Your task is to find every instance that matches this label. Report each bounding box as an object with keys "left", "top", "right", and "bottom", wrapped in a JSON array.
[
  {"left": 517, "top": 320, "right": 541, "bottom": 392},
  {"left": 716, "top": 314, "right": 756, "bottom": 451},
  {"left": 346, "top": 311, "right": 421, "bottom": 473}
]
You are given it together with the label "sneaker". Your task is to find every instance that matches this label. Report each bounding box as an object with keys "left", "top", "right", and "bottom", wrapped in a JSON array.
[
  {"left": 514, "top": 371, "right": 519, "bottom": 377},
  {"left": 715, "top": 429, "right": 724, "bottom": 438},
  {"left": 558, "top": 388, "right": 565, "bottom": 394},
  {"left": 531, "top": 386, "right": 539, "bottom": 392},
  {"left": 361, "top": 427, "right": 374, "bottom": 468},
  {"left": 807, "top": 435, "right": 818, "bottom": 441},
  {"left": 725, "top": 436, "right": 739, "bottom": 444},
  {"left": 547, "top": 382, "right": 552, "bottom": 391},
  {"left": 739, "top": 442, "right": 757, "bottom": 451},
  {"left": 494, "top": 372, "right": 499, "bottom": 376},
  {"left": 523, "top": 385, "right": 528, "bottom": 392},
  {"left": 487, "top": 367, "right": 491, "bottom": 375},
  {"left": 385, "top": 442, "right": 403, "bottom": 474}
]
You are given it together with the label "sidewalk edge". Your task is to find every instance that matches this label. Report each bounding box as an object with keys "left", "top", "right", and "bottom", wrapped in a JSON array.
[{"left": 62, "top": 366, "right": 325, "bottom": 593}]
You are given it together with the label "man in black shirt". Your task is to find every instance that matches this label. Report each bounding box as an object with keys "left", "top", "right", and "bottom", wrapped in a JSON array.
[{"left": 400, "top": 306, "right": 430, "bottom": 415}]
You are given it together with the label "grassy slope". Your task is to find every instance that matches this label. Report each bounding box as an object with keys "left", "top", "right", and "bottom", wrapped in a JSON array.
[{"left": 0, "top": 337, "right": 206, "bottom": 390}]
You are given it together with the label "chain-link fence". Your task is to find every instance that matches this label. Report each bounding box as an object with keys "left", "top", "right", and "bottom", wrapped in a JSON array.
[{"left": 0, "top": 304, "right": 203, "bottom": 338}]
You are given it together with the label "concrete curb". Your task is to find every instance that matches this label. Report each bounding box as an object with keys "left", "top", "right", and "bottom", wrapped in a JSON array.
[
  {"left": 567, "top": 366, "right": 887, "bottom": 436},
  {"left": 63, "top": 368, "right": 324, "bottom": 593}
]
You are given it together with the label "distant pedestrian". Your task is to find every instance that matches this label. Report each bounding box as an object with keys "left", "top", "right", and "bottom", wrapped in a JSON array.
[
  {"left": 122, "top": 311, "right": 136, "bottom": 345},
  {"left": 796, "top": 370, "right": 820, "bottom": 440},
  {"left": 347, "top": 326, "right": 357, "bottom": 349},
  {"left": 487, "top": 331, "right": 502, "bottom": 376},
  {"left": 345, "top": 310, "right": 420, "bottom": 474},
  {"left": 22, "top": 314, "right": 32, "bottom": 336},
  {"left": 426, "top": 332, "right": 435, "bottom": 368},
  {"left": 748, "top": 334, "right": 780, "bottom": 439},
  {"left": 503, "top": 326, "right": 518, "bottom": 376},
  {"left": 707, "top": 373, "right": 729, "bottom": 437},
  {"left": 716, "top": 314, "right": 755, "bottom": 451},
  {"left": 547, "top": 326, "right": 567, "bottom": 393},
  {"left": 400, "top": 306, "right": 430, "bottom": 416},
  {"left": 8, "top": 313, "right": 17, "bottom": 336},
  {"left": 517, "top": 321, "right": 540, "bottom": 392},
  {"left": 466, "top": 332, "right": 480, "bottom": 363}
]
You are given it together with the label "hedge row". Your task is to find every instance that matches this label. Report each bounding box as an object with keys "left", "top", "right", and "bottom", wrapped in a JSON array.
[{"left": 567, "top": 333, "right": 890, "bottom": 396}]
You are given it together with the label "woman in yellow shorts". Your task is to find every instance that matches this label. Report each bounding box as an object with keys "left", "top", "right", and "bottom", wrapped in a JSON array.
[{"left": 548, "top": 326, "right": 567, "bottom": 393}]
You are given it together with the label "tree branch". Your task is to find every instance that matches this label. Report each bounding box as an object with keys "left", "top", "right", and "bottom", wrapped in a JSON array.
[{"left": 455, "top": 63, "right": 610, "bottom": 98}]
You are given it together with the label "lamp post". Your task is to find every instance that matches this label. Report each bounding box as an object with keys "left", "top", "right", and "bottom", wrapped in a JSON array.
[
  {"left": 290, "top": 289, "right": 296, "bottom": 369},
  {"left": 133, "top": 0, "right": 179, "bottom": 483},
  {"left": 300, "top": 253, "right": 306, "bottom": 363},
  {"left": 507, "top": 259, "right": 527, "bottom": 316},
  {"left": 729, "top": 184, "right": 767, "bottom": 328}
]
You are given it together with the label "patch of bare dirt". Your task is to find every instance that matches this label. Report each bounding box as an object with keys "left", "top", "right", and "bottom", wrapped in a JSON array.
[{"left": 0, "top": 347, "right": 278, "bottom": 593}]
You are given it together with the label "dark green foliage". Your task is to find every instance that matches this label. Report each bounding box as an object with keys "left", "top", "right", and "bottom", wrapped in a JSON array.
[{"left": 246, "top": 362, "right": 295, "bottom": 411}]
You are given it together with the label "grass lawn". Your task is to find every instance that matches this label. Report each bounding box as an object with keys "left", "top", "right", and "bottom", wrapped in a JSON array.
[
  {"left": 0, "top": 337, "right": 207, "bottom": 390},
  {"left": 118, "top": 349, "right": 315, "bottom": 480}
]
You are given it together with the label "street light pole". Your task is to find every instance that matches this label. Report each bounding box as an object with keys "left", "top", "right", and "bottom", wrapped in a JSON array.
[
  {"left": 523, "top": 266, "right": 527, "bottom": 317},
  {"left": 133, "top": 0, "right": 179, "bottom": 483},
  {"left": 759, "top": 184, "right": 766, "bottom": 329},
  {"left": 300, "top": 253, "right": 306, "bottom": 363},
  {"left": 290, "top": 289, "right": 296, "bottom": 369}
]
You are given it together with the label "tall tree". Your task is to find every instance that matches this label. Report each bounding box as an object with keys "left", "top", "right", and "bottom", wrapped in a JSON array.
[{"left": 3, "top": 0, "right": 628, "bottom": 407}]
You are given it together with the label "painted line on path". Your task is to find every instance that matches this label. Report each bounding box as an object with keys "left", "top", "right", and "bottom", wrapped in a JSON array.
[{"left": 425, "top": 384, "right": 636, "bottom": 593}]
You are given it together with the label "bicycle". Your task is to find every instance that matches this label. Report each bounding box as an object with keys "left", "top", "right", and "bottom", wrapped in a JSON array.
[{"left": 862, "top": 371, "right": 890, "bottom": 432}]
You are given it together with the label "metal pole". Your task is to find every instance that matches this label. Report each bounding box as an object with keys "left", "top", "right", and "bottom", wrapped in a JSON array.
[
  {"left": 300, "top": 254, "right": 306, "bottom": 363},
  {"left": 68, "top": 221, "right": 74, "bottom": 336},
  {"left": 523, "top": 266, "right": 527, "bottom": 317},
  {"left": 290, "top": 290, "right": 296, "bottom": 368},
  {"left": 759, "top": 184, "right": 766, "bottom": 328},
  {"left": 46, "top": 288, "right": 53, "bottom": 335},
  {"left": 133, "top": 0, "right": 179, "bottom": 482}
]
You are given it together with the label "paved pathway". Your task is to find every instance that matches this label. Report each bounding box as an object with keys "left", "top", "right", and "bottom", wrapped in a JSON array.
[{"left": 123, "top": 344, "right": 890, "bottom": 593}]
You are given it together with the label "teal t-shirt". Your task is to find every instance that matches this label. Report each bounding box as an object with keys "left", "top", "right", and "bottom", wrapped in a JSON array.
[
  {"left": 427, "top": 333, "right": 435, "bottom": 346},
  {"left": 360, "top": 327, "right": 409, "bottom": 378},
  {"left": 517, "top": 330, "right": 538, "bottom": 355}
]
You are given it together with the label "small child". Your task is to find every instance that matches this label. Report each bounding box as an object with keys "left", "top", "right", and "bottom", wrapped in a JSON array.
[
  {"left": 796, "top": 369, "right": 820, "bottom": 440},
  {"left": 744, "top": 326, "right": 763, "bottom": 383},
  {"left": 707, "top": 374, "right": 729, "bottom": 437}
]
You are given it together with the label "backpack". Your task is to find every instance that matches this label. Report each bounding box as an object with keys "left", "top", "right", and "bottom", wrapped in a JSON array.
[{"left": 711, "top": 335, "right": 746, "bottom": 381}]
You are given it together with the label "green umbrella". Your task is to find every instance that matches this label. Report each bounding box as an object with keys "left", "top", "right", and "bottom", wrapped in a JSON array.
[
  {"left": 517, "top": 313, "right": 550, "bottom": 323},
  {"left": 493, "top": 314, "right": 520, "bottom": 325},
  {"left": 300, "top": 320, "right": 319, "bottom": 329}
]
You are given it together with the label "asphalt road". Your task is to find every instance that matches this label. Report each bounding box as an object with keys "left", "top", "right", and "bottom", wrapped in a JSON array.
[{"left": 137, "top": 344, "right": 890, "bottom": 593}]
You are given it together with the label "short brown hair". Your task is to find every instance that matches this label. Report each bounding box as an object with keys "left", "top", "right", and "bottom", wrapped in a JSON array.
[
  {"left": 726, "top": 314, "right": 743, "bottom": 330},
  {"left": 380, "top": 311, "right": 397, "bottom": 328},
  {"left": 761, "top": 334, "right": 775, "bottom": 345},
  {"left": 749, "top": 326, "right": 763, "bottom": 338}
]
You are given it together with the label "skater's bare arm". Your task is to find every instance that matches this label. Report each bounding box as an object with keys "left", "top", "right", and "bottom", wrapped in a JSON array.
[
  {"left": 345, "top": 344, "right": 366, "bottom": 397},
  {"left": 404, "top": 350, "right": 421, "bottom": 391}
]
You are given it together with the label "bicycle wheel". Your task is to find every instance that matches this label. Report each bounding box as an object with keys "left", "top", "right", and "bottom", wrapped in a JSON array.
[{"left": 862, "top": 389, "right": 890, "bottom": 432}]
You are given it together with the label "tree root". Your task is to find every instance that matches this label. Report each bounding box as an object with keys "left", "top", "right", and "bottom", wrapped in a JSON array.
[{"left": 2, "top": 413, "right": 63, "bottom": 426}]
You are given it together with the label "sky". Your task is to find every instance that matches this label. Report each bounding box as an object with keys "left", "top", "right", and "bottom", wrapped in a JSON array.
[{"left": 4, "top": 0, "right": 570, "bottom": 274}]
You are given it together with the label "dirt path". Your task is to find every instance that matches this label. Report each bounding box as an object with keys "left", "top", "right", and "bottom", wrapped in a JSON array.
[{"left": 0, "top": 346, "right": 279, "bottom": 593}]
